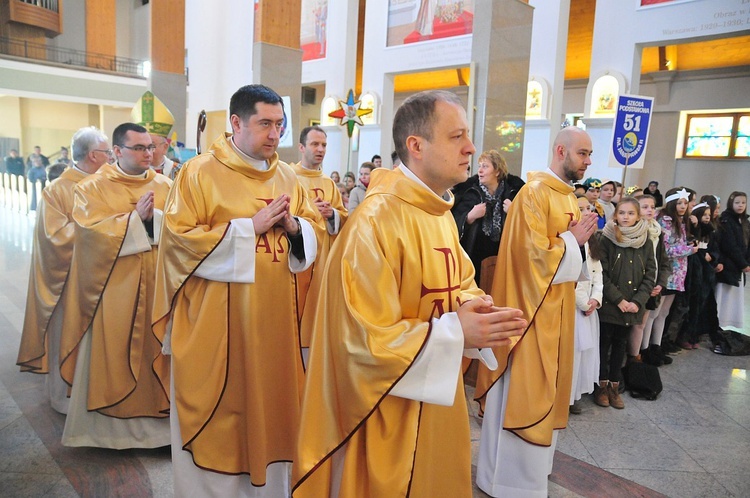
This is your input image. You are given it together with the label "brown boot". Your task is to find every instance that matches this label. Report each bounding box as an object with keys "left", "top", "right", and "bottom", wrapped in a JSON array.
[
  {"left": 608, "top": 382, "right": 625, "bottom": 409},
  {"left": 627, "top": 354, "right": 642, "bottom": 364},
  {"left": 594, "top": 381, "right": 610, "bottom": 407}
]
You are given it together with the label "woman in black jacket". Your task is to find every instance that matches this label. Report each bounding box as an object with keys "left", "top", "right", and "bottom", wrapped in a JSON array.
[
  {"left": 715, "top": 191, "right": 750, "bottom": 332},
  {"left": 451, "top": 150, "right": 524, "bottom": 285}
]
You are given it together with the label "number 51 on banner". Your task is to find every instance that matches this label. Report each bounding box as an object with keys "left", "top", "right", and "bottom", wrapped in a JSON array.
[{"left": 608, "top": 94, "right": 654, "bottom": 175}]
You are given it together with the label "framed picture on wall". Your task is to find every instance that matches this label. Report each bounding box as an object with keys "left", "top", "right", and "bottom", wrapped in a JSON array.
[{"left": 309, "top": 119, "right": 321, "bottom": 126}]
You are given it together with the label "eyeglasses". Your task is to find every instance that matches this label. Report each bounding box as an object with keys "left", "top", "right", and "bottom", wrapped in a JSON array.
[
  {"left": 118, "top": 144, "right": 157, "bottom": 153},
  {"left": 93, "top": 149, "right": 113, "bottom": 156}
]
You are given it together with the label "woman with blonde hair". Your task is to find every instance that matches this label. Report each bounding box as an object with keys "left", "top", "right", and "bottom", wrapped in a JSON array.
[{"left": 451, "top": 149, "right": 524, "bottom": 284}]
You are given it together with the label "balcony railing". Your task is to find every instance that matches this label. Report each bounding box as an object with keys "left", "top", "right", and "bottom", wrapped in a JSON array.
[
  {"left": 18, "top": 0, "right": 59, "bottom": 12},
  {"left": 8, "top": 0, "right": 62, "bottom": 35},
  {"left": 0, "top": 36, "right": 147, "bottom": 77}
]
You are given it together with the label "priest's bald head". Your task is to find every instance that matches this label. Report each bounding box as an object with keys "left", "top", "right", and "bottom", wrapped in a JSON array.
[
  {"left": 392, "top": 90, "right": 476, "bottom": 195},
  {"left": 551, "top": 126, "right": 593, "bottom": 183}
]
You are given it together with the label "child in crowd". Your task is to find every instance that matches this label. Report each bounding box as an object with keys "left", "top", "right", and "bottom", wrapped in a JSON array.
[
  {"left": 343, "top": 171, "right": 356, "bottom": 193},
  {"left": 630, "top": 194, "right": 672, "bottom": 366},
  {"left": 583, "top": 178, "right": 606, "bottom": 229},
  {"left": 330, "top": 171, "right": 340, "bottom": 183},
  {"left": 599, "top": 180, "right": 616, "bottom": 222},
  {"left": 337, "top": 182, "right": 349, "bottom": 210},
  {"left": 715, "top": 191, "right": 750, "bottom": 333},
  {"left": 649, "top": 188, "right": 698, "bottom": 354},
  {"left": 701, "top": 194, "right": 721, "bottom": 224},
  {"left": 677, "top": 203, "right": 720, "bottom": 348},
  {"left": 595, "top": 197, "right": 656, "bottom": 409},
  {"left": 570, "top": 196, "right": 603, "bottom": 414}
]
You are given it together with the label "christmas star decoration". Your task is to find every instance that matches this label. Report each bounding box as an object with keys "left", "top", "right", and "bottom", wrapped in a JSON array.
[{"left": 328, "top": 89, "right": 373, "bottom": 137}]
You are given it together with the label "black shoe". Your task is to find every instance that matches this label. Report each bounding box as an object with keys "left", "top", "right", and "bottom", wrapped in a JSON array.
[
  {"left": 663, "top": 340, "right": 681, "bottom": 354},
  {"left": 569, "top": 401, "right": 582, "bottom": 415},
  {"left": 653, "top": 345, "right": 673, "bottom": 365},
  {"left": 645, "top": 345, "right": 664, "bottom": 366}
]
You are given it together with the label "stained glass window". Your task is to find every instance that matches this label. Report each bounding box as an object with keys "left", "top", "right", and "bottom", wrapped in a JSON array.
[
  {"left": 684, "top": 113, "right": 750, "bottom": 158},
  {"left": 736, "top": 116, "right": 750, "bottom": 158}
]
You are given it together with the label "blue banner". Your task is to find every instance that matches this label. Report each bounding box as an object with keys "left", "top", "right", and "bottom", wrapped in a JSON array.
[{"left": 609, "top": 94, "right": 653, "bottom": 169}]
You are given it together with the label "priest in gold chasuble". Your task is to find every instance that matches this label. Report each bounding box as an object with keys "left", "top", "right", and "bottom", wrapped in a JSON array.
[
  {"left": 291, "top": 125, "right": 348, "bottom": 357},
  {"left": 59, "top": 123, "right": 172, "bottom": 449},
  {"left": 152, "top": 85, "right": 322, "bottom": 497},
  {"left": 293, "top": 91, "right": 526, "bottom": 498},
  {"left": 17, "top": 127, "right": 112, "bottom": 415},
  {"left": 474, "top": 126, "right": 599, "bottom": 497}
]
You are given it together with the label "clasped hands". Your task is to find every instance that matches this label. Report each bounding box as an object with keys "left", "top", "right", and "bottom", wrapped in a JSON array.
[
  {"left": 252, "top": 194, "right": 300, "bottom": 236},
  {"left": 568, "top": 211, "right": 598, "bottom": 246},
  {"left": 458, "top": 296, "right": 527, "bottom": 349},
  {"left": 313, "top": 197, "right": 334, "bottom": 220},
  {"left": 136, "top": 191, "right": 155, "bottom": 221}
]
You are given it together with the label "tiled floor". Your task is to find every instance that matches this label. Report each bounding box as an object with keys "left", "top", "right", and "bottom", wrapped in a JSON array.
[{"left": 1, "top": 202, "right": 749, "bottom": 497}]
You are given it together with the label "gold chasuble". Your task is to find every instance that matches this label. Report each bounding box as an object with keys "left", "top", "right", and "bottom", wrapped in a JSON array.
[
  {"left": 18, "top": 167, "right": 87, "bottom": 373},
  {"left": 290, "top": 162, "right": 348, "bottom": 346},
  {"left": 475, "top": 171, "right": 580, "bottom": 446},
  {"left": 59, "top": 164, "right": 171, "bottom": 418},
  {"left": 293, "top": 168, "right": 484, "bottom": 498},
  {"left": 152, "top": 134, "right": 322, "bottom": 483}
]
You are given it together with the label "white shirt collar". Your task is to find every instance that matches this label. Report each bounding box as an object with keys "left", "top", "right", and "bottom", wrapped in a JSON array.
[
  {"left": 546, "top": 167, "right": 571, "bottom": 185},
  {"left": 399, "top": 164, "right": 451, "bottom": 201},
  {"left": 230, "top": 137, "right": 269, "bottom": 171},
  {"left": 116, "top": 163, "right": 148, "bottom": 178}
]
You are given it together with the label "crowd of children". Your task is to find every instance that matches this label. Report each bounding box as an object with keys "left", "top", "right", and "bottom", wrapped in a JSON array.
[{"left": 570, "top": 180, "right": 749, "bottom": 411}]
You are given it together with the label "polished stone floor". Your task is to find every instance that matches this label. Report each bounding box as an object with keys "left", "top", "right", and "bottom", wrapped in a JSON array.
[{"left": 1, "top": 202, "right": 749, "bottom": 497}]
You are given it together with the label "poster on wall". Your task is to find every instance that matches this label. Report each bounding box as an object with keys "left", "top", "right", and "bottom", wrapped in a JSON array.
[
  {"left": 608, "top": 94, "right": 654, "bottom": 170},
  {"left": 279, "top": 96, "right": 294, "bottom": 149},
  {"left": 387, "top": 0, "right": 474, "bottom": 47},
  {"left": 301, "top": 0, "right": 328, "bottom": 61},
  {"left": 639, "top": 0, "right": 698, "bottom": 8}
]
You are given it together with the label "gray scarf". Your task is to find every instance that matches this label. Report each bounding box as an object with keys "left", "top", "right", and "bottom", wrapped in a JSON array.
[
  {"left": 602, "top": 218, "right": 649, "bottom": 248},
  {"left": 480, "top": 180, "right": 505, "bottom": 242}
]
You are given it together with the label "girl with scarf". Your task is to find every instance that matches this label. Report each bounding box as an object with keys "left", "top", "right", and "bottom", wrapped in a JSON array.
[
  {"left": 451, "top": 150, "right": 524, "bottom": 285},
  {"left": 630, "top": 194, "right": 673, "bottom": 366},
  {"left": 715, "top": 191, "right": 750, "bottom": 333},
  {"left": 594, "top": 197, "right": 656, "bottom": 409}
]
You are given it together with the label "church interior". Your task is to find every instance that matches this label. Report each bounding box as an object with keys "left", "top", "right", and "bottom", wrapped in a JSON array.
[{"left": 1, "top": 0, "right": 749, "bottom": 496}]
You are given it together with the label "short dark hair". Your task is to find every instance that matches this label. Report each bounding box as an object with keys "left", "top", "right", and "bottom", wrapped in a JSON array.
[
  {"left": 391, "top": 150, "right": 399, "bottom": 162},
  {"left": 112, "top": 123, "right": 148, "bottom": 147},
  {"left": 371, "top": 154, "right": 381, "bottom": 162},
  {"left": 229, "top": 84, "right": 283, "bottom": 122},
  {"left": 299, "top": 125, "right": 326, "bottom": 145},
  {"left": 392, "top": 90, "right": 463, "bottom": 166},
  {"left": 359, "top": 161, "right": 376, "bottom": 172}
]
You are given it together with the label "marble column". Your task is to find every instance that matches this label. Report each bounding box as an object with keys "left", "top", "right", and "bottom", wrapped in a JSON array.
[
  {"left": 470, "top": 0, "right": 533, "bottom": 175},
  {"left": 253, "top": 0, "right": 303, "bottom": 165},
  {"left": 149, "top": 0, "right": 187, "bottom": 141},
  {"left": 522, "top": 0, "right": 571, "bottom": 178}
]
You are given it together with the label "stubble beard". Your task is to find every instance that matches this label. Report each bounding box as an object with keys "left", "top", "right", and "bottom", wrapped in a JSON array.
[{"left": 561, "top": 154, "right": 582, "bottom": 183}]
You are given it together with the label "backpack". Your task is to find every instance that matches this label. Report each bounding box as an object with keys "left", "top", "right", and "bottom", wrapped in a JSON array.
[{"left": 622, "top": 362, "right": 663, "bottom": 400}]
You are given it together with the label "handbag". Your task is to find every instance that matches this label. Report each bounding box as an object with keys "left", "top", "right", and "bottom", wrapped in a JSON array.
[{"left": 622, "top": 362, "right": 662, "bottom": 400}]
